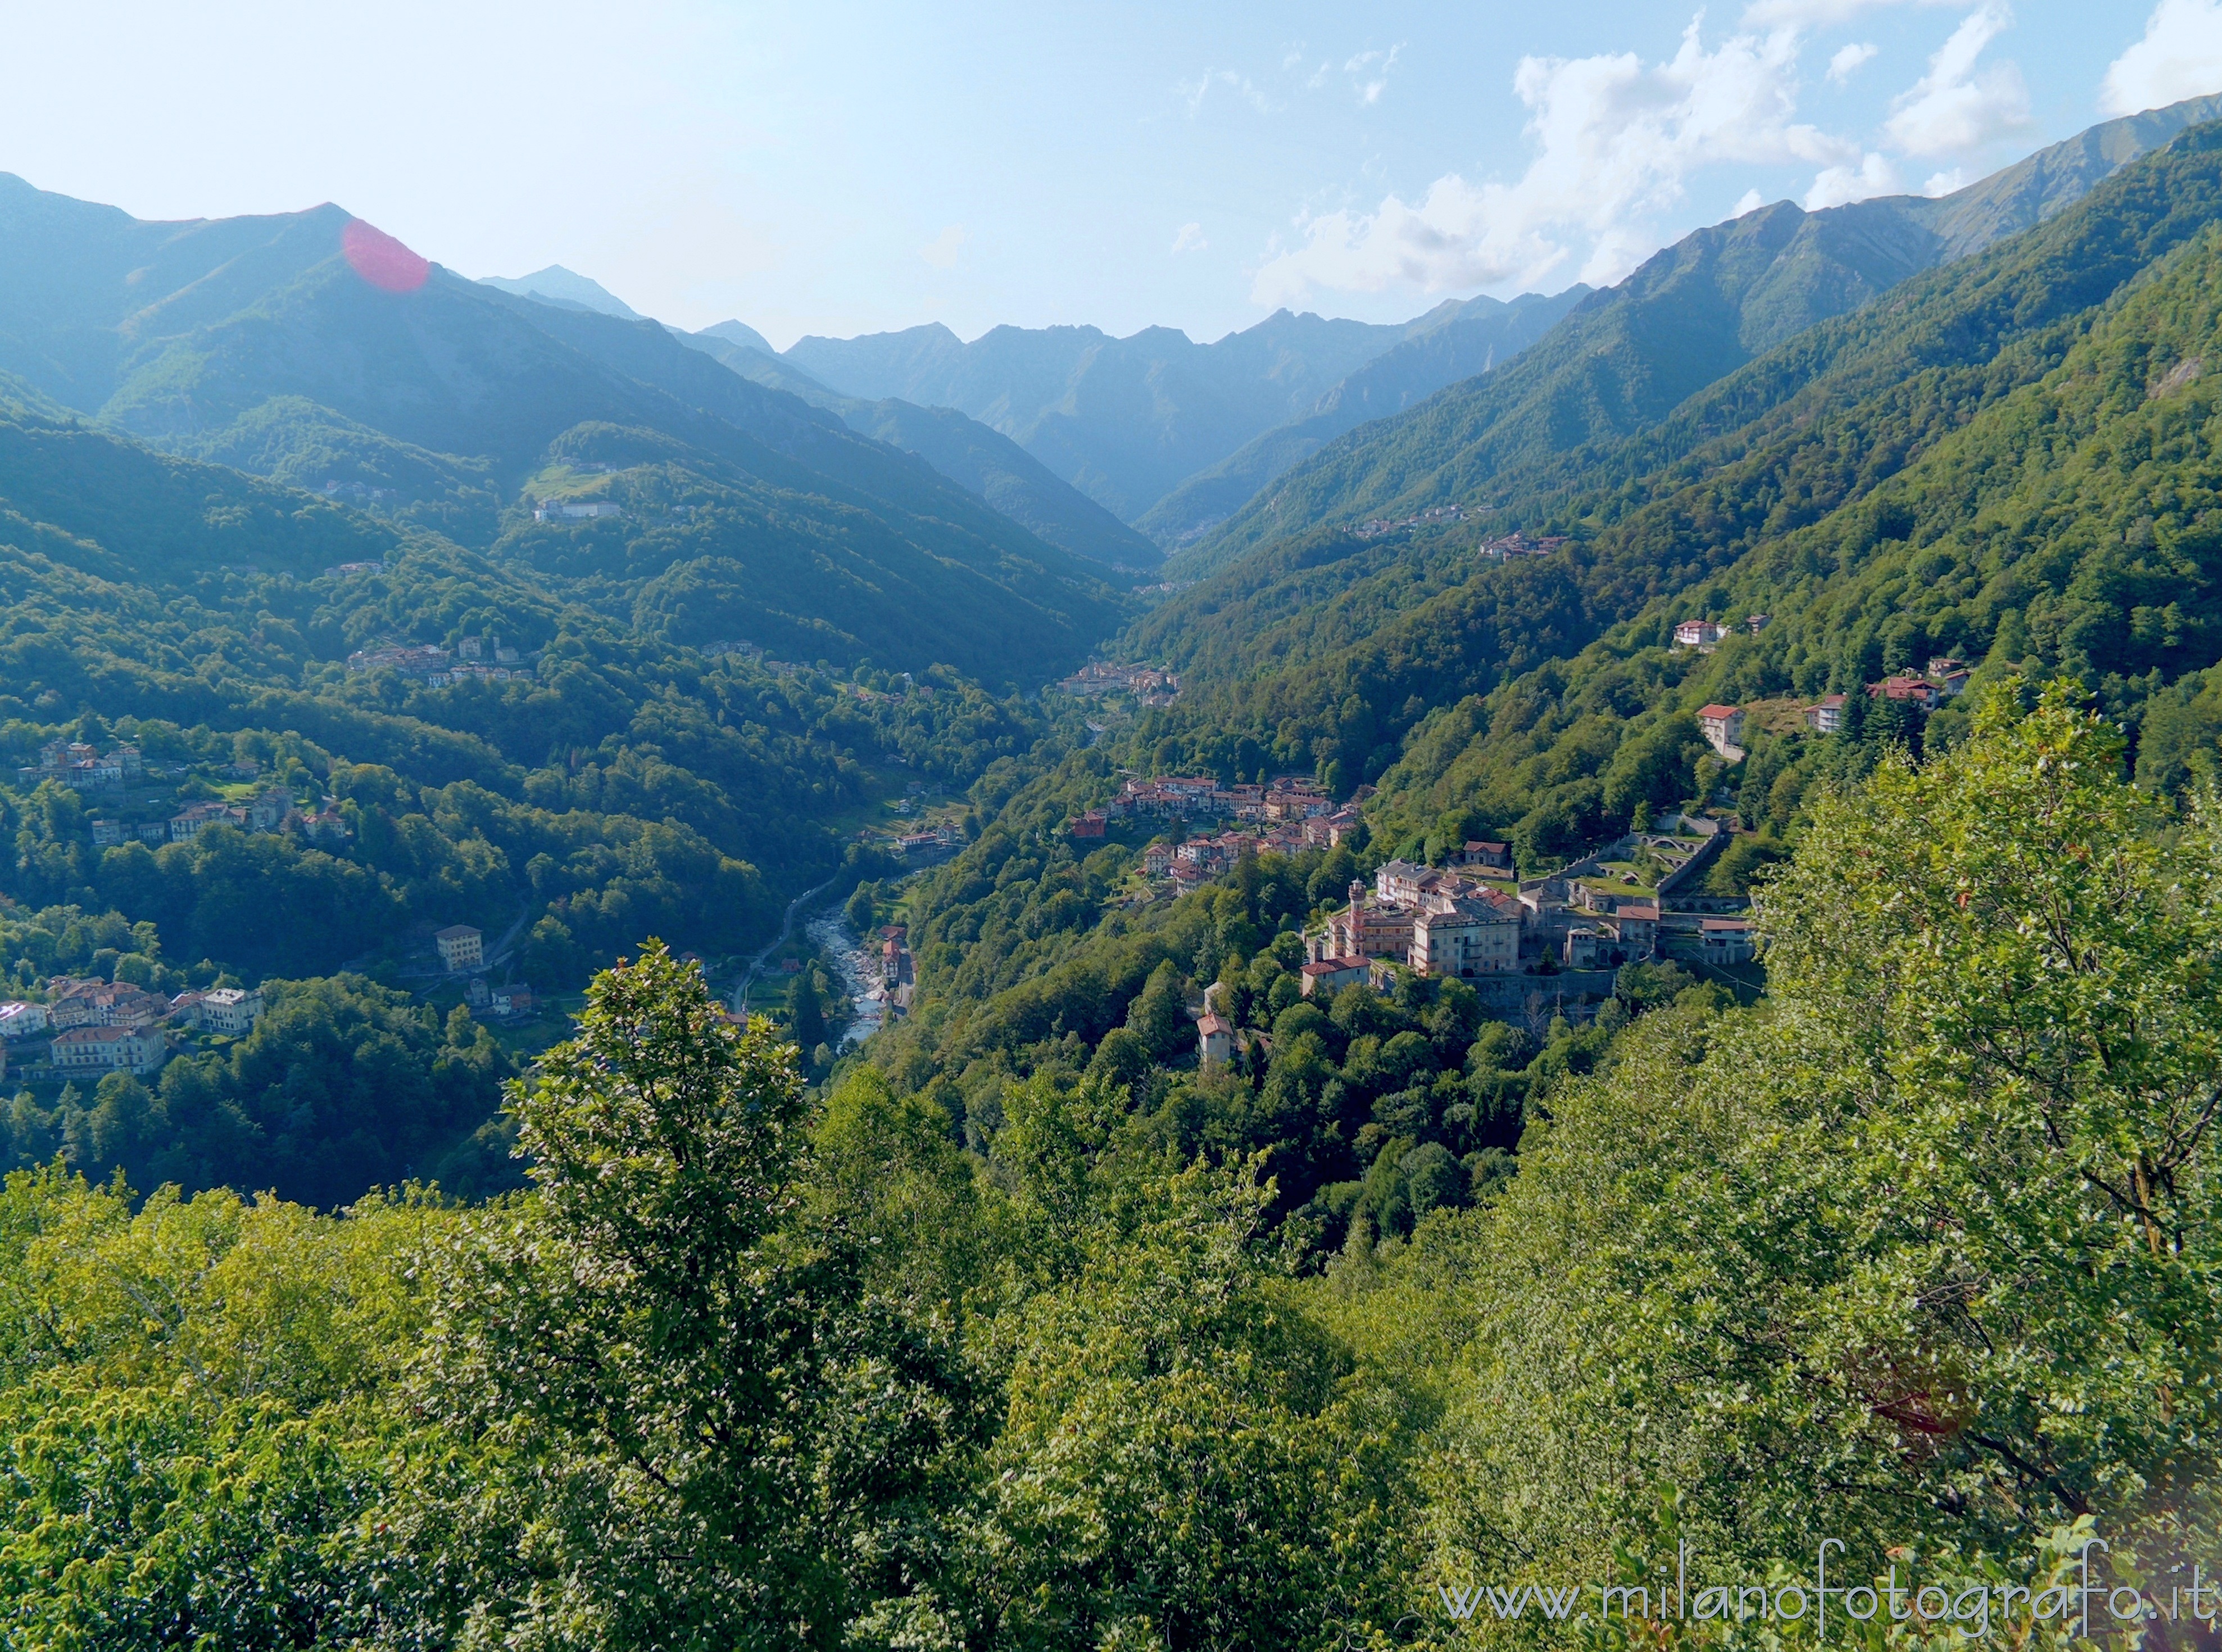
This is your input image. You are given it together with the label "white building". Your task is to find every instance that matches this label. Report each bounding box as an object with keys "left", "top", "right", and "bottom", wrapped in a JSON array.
[
  {"left": 1374, "top": 860, "right": 1439, "bottom": 905},
  {"left": 1196, "top": 1013, "right": 1234, "bottom": 1068},
  {"left": 1408, "top": 892, "right": 1523, "bottom": 978},
  {"left": 436, "top": 925, "right": 484, "bottom": 971},
  {"left": 201, "top": 986, "right": 264, "bottom": 1037},
  {"left": 1697, "top": 704, "right": 1746, "bottom": 758},
  {"left": 0, "top": 1001, "right": 49, "bottom": 1038},
  {"left": 52, "top": 1023, "right": 169, "bottom": 1077},
  {"left": 170, "top": 801, "right": 242, "bottom": 842},
  {"left": 1701, "top": 918, "right": 1757, "bottom": 964}
]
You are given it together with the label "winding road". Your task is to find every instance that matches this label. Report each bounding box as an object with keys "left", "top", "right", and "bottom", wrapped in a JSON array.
[{"left": 733, "top": 875, "right": 840, "bottom": 1016}]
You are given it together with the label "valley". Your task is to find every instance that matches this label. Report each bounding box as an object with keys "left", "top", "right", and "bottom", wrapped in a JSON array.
[{"left": 3, "top": 76, "right": 2222, "bottom": 1651}]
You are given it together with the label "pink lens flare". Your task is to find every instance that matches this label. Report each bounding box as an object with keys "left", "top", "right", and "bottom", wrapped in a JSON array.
[{"left": 342, "top": 219, "right": 430, "bottom": 293}]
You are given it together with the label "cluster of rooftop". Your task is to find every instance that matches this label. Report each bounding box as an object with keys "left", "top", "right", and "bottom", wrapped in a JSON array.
[
  {"left": 1300, "top": 851, "right": 1526, "bottom": 993},
  {"left": 0, "top": 981, "right": 265, "bottom": 1078},
  {"left": 346, "top": 634, "right": 523, "bottom": 682},
  {"left": 1476, "top": 529, "right": 1568, "bottom": 557},
  {"left": 1709, "top": 657, "right": 1974, "bottom": 746},
  {"left": 1052, "top": 661, "right": 1181, "bottom": 705},
  {"left": 1072, "top": 774, "right": 1363, "bottom": 856},
  {"left": 530, "top": 500, "right": 624, "bottom": 522}
]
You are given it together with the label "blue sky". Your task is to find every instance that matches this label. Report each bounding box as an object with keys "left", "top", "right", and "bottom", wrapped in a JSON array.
[{"left": 2, "top": 1, "right": 2218, "bottom": 347}]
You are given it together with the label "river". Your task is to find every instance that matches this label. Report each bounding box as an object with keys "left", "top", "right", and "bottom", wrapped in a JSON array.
[{"left": 805, "top": 909, "right": 887, "bottom": 1049}]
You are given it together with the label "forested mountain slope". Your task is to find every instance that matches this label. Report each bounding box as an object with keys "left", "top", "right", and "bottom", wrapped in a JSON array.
[
  {"left": 1368, "top": 184, "right": 2222, "bottom": 865},
  {"left": 1135, "top": 287, "right": 1587, "bottom": 550},
  {"left": 0, "top": 391, "right": 1086, "bottom": 1200},
  {"left": 686, "top": 326, "right": 1160, "bottom": 568},
  {"left": 0, "top": 174, "right": 346, "bottom": 409},
  {"left": 1117, "top": 117, "right": 2222, "bottom": 810},
  {"left": 1175, "top": 92, "right": 2222, "bottom": 578},
  {"left": 0, "top": 174, "right": 1151, "bottom": 602},
  {"left": 73, "top": 261, "right": 1127, "bottom": 684}
]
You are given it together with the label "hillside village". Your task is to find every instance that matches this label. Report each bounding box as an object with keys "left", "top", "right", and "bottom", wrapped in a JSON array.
[
  {"left": 1685, "top": 651, "right": 1975, "bottom": 759},
  {"left": 344, "top": 630, "right": 528, "bottom": 682},
  {"left": 1051, "top": 660, "right": 1182, "bottom": 705},
  {"left": 1068, "top": 767, "right": 1757, "bottom": 1049},
  {"left": 16, "top": 738, "right": 352, "bottom": 850},
  {"left": 0, "top": 978, "right": 266, "bottom": 1084}
]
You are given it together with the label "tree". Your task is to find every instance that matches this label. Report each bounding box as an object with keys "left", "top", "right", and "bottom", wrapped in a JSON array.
[
  {"left": 788, "top": 965, "right": 826, "bottom": 1052},
  {"left": 410, "top": 942, "right": 982, "bottom": 1648},
  {"left": 1086, "top": 1025, "right": 1151, "bottom": 1097},
  {"left": 1124, "top": 960, "right": 1190, "bottom": 1063},
  {"left": 1420, "top": 684, "right": 2222, "bottom": 1595},
  {"left": 972, "top": 1156, "right": 1417, "bottom": 1646},
  {"left": 521, "top": 913, "right": 583, "bottom": 991},
  {"left": 843, "top": 881, "right": 877, "bottom": 933}
]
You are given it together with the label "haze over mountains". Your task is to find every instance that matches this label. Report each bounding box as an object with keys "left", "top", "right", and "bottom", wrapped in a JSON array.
[
  {"left": 10, "top": 56, "right": 2222, "bottom": 1644},
  {"left": 426, "top": 88, "right": 2222, "bottom": 579},
  {"left": 1173, "top": 90, "right": 2222, "bottom": 578}
]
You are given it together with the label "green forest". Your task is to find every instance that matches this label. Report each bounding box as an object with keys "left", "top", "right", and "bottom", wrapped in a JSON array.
[
  {"left": 4, "top": 93, "right": 2222, "bottom": 1651},
  {"left": 4, "top": 693, "right": 2214, "bottom": 1648},
  {"left": 0, "top": 399, "right": 1081, "bottom": 1202}
]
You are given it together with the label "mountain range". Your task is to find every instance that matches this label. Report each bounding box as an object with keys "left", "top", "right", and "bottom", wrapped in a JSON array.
[
  {"left": 1172, "top": 90, "right": 2222, "bottom": 578},
  {"left": 1106, "top": 98, "right": 2222, "bottom": 877},
  {"left": 0, "top": 177, "right": 1132, "bottom": 683}
]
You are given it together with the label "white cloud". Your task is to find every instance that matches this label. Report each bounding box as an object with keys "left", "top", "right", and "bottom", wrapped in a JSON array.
[
  {"left": 1741, "top": 0, "right": 1957, "bottom": 23},
  {"left": 1171, "top": 222, "right": 1207, "bottom": 255},
  {"left": 1922, "top": 166, "right": 1968, "bottom": 194},
  {"left": 1804, "top": 150, "right": 1902, "bottom": 207},
  {"left": 1345, "top": 43, "right": 1404, "bottom": 106},
  {"left": 1252, "top": 17, "right": 1856, "bottom": 304},
  {"left": 1883, "top": 2, "right": 2030, "bottom": 156},
  {"left": 1742, "top": 0, "right": 1880, "bottom": 21},
  {"left": 1734, "top": 186, "right": 1768, "bottom": 215},
  {"left": 2101, "top": 0, "right": 2222, "bottom": 116},
  {"left": 920, "top": 225, "right": 964, "bottom": 268},
  {"left": 1828, "top": 41, "right": 1879, "bottom": 81},
  {"left": 1180, "top": 69, "right": 1276, "bottom": 117}
]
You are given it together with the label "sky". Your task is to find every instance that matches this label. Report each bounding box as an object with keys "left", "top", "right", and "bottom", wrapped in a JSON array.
[{"left": 1, "top": 1, "right": 2219, "bottom": 349}]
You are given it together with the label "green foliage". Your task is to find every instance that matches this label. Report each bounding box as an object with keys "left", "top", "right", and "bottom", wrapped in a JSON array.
[
  {"left": 787, "top": 964, "right": 827, "bottom": 1052},
  {"left": 0, "top": 697, "right": 2212, "bottom": 1639},
  {"left": 1, "top": 974, "right": 515, "bottom": 1207},
  {"left": 1404, "top": 688, "right": 2222, "bottom": 1597},
  {"left": 406, "top": 942, "right": 987, "bottom": 1645},
  {"left": 1118, "top": 122, "right": 2222, "bottom": 870}
]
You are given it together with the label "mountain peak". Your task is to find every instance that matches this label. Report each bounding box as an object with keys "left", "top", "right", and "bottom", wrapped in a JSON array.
[
  {"left": 477, "top": 264, "right": 643, "bottom": 321},
  {"left": 697, "top": 318, "right": 775, "bottom": 356}
]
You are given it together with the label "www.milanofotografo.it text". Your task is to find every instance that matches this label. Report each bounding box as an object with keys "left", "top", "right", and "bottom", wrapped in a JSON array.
[{"left": 1438, "top": 1538, "right": 2212, "bottom": 1639}]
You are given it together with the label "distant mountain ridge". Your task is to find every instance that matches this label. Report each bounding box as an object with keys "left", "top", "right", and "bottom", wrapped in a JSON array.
[
  {"left": 0, "top": 179, "right": 1154, "bottom": 577},
  {"left": 696, "top": 318, "right": 776, "bottom": 357},
  {"left": 783, "top": 309, "right": 1420, "bottom": 523},
  {"left": 1171, "top": 90, "right": 2222, "bottom": 579},
  {"left": 0, "top": 174, "right": 351, "bottom": 410},
  {"left": 478, "top": 264, "right": 645, "bottom": 320},
  {"left": 683, "top": 330, "right": 1160, "bottom": 568},
  {"left": 1136, "top": 287, "right": 1589, "bottom": 550},
  {"left": 0, "top": 179, "right": 1131, "bottom": 686}
]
